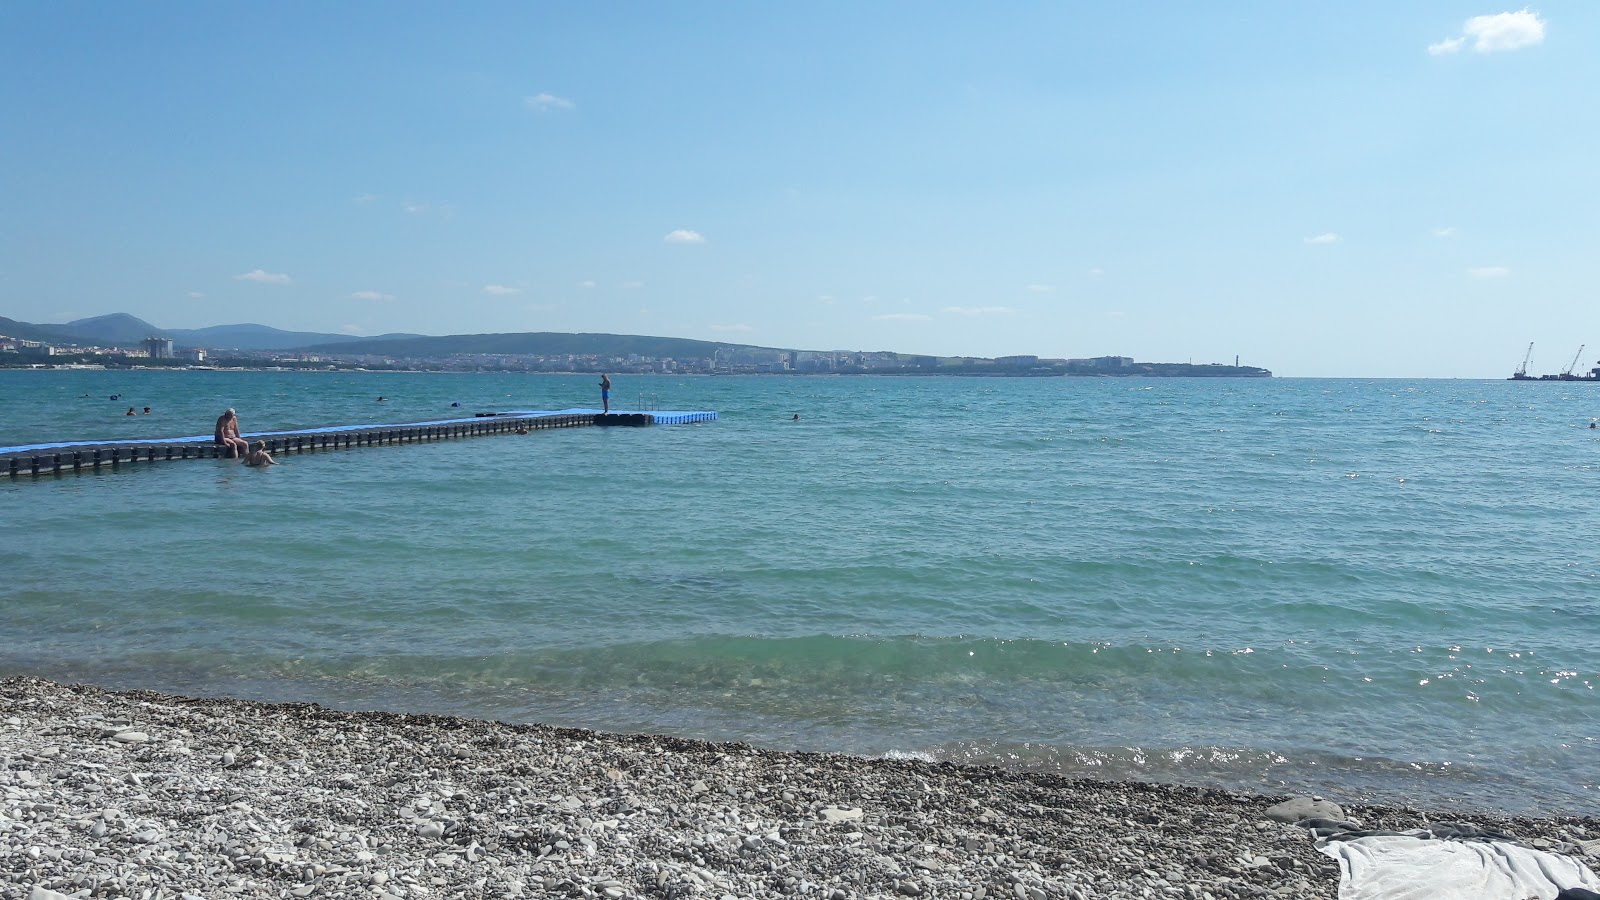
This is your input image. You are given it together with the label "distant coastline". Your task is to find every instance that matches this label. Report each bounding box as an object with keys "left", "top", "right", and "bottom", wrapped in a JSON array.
[
  {"left": 2, "top": 312, "right": 1270, "bottom": 378},
  {"left": 1, "top": 360, "right": 1273, "bottom": 378}
]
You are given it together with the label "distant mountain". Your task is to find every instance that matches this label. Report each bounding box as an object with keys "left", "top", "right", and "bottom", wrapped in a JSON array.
[
  {"left": 303, "top": 331, "right": 765, "bottom": 358},
  {"left": 0, "top": 315, "right": 81, "bottom": 344},
  {"left": 0, "top": 313, "right": 419, "bottom": 351},
  {"left": 171, "top": 323, "right": 424, "bottom": 351},
  {"left": 56, "top": 313, "right": 165, "bottom": 346}
]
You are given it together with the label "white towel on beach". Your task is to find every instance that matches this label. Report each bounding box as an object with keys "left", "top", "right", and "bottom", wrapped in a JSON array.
[{"left": 1320, "top": 833, "right": 1600, "bottom": 900}]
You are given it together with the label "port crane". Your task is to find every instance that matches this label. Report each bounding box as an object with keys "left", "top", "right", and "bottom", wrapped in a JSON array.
[
  {"left": 1515, "top": 342, "right": 1534, "bottom": 378},
  {"left": 1563, "top": 345, "right": 1586, "bottom": 377}
]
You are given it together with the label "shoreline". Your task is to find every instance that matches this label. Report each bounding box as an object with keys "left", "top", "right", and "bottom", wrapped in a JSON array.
[{"left": 4, "top": 677, "right": 1596, "bottom": 899}]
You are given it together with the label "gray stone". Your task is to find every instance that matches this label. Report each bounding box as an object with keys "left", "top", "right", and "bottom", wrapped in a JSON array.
[{"left": 1264, "top": 797, "right": 1345, "bottom": 824}]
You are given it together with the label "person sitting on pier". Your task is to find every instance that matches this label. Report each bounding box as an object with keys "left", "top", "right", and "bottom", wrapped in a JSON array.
[
  {"left": 214, "top": 408, "right": 249, "bottom": 458},
  {"left": 242, "top": 441, "right": 278, "bottom": 467}
]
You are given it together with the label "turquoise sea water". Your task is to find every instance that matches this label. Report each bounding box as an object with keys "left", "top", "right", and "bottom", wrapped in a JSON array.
[{"left": 1, "top": 370, "right": 1596, "bottom": 815}]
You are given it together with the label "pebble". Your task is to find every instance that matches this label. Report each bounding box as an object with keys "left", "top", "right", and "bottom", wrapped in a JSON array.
[{"left": 0, "top": 675, "right": 1588, "bottom": 900}]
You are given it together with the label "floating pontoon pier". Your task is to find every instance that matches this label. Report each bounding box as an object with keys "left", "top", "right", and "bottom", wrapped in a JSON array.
[{"left": 0, "top": 408, "right": 717, "bottom": 478}]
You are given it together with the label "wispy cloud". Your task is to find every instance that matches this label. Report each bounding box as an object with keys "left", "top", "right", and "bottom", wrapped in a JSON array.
[
  {"left": 524, "top": 92, "right": 575, "bottom": 112},
  {"left": 339, "top": 324, "right": 366, "bottom": 335},
  {"left": 404, "top": 202, "right": 430, "bottom": 215},
  {"left": 187, "top": 291, "right": 205, "bottom": 299},
  {"left": 483, "top": 284, "right": 522, "bottom": 295},
  {"left": 1024, "top": 284, "right": 1054, "bottom": 293},
  {"left": 1087, "top": 267, "right": 1105, "bottom": 277},
  {"left": 621, "top": 280, "right": 644, "bottom": 289},
  {"left": 943, "top": 306, "right": 1013, "bottom": 317},
  {"left": 1430, "top": 10, "right": 1546, "bottom": 55},
  {"left": 350, "top": 290, "right": 394, "bottom": 302},
  {"left": 664, "top": 229, "right": 705, "bottom": 244},
  {"left": 1432, "top": 226, "right": 1460, "bottom": 238},
  {"left": 353, "top": 193, "right": 380, "bottom": 205},
  {"left": 1304, "top": 232, "right": 1341, "bottom": 245},
  {"left": 710, "top": 323, "right": 753, "bottom": 333},
  {"left": 235, "top": 269, "right": 291, "bottom": 285},
  {"left": 1468, "top": 265, "right": 1510, "bottom": 278},
  {"left": 578, "top": 280, "right": 596, "bottom": 289},
  {"left": 872, "top": 313, "right": 931, "bottom": 322}
]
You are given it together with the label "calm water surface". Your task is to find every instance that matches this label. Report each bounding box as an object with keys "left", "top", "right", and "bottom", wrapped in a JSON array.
[{"left": 1, "top": 371, "right": 1596, "bottom": 815}]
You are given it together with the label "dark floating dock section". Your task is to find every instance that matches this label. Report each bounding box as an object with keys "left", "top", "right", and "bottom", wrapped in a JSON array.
[{"left": 1, "top": 408, "right": 717, "bottom": 479}]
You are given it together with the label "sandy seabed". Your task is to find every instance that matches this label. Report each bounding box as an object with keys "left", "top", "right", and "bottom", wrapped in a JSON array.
[{"left": 1, "top": 677, "right": 1595, "bottom": 900}]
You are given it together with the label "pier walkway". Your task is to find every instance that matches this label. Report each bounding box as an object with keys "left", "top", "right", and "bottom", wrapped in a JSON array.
[{"left": 0, "top": 408, "right": 718, "bottom": 478}]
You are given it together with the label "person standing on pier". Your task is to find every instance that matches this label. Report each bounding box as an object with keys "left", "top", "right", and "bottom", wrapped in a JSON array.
[
  {"left": 599, "top": 373, "right": 611, "bottom": 413},
  {"left": 214, "top": 408, "right": 249, "bottom": 458}
]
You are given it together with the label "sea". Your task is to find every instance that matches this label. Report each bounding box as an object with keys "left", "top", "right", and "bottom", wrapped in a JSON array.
[{"left": 1, "top": 370, "right": 1596, "bottom": 817}]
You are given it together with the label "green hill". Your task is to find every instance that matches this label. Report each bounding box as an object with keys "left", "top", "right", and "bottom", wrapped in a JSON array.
[{"left": 303, "top": 331, "right": 771, "bottom": 358}]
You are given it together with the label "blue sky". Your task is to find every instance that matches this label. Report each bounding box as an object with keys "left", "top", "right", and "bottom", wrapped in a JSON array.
[{"left": 3, "top": 3, "right": 1596, "bottom": 376}]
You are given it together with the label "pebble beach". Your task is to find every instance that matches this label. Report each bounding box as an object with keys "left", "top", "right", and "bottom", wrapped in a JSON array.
[{"left": 3, "top": 678, "right": 1596, "bottom": 900}]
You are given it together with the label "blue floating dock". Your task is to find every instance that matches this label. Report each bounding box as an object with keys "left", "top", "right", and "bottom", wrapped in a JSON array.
[{"left": 0, "top": 408, "right": 717, "bottom": 478}]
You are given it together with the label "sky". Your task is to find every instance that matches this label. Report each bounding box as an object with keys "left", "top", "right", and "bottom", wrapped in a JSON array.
[{"left": 3, "top": 3, "right": 1597, "bottom": 377}]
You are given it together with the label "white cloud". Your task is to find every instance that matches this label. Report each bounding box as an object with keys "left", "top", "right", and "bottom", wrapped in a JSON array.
[
  {"left": 943, "top": 306, "right": 1014, "bottom": 317},
  {"left": 404, "top": 202, "right": 430, "bottom": 215},
  {"left": 1468, "top": 265, "right": 1510, "bottom": 278},
  {"left": 579, "top": 280, "right": 596, "bottom": 289},
  {"left": 1087, "top": 267, "right": 1105, "bottom": 276},
  {"left": 1305, "top": 232, "right": 1341, "bottom": 245},
  {"left": 483, "top": 284, "right": 522, "bottom": 295},
  {"left": 1025, "top": 284, "right": 1054, "bottom": 293},
  {"left": 817, "top": 294, "right": 836, "bottom": 304},
  {"left": 187, "top": 291, "right": 205, "bottom": 299},
  {"left": 872, "top": 313, "right": 932, "bottom": 322},
  {"left": 525, "top": 92, "right": 575, "bottom": 112},
  {"left": 1430, "top": 10, "right": 1546, "bottom": 55},
  {"left": 621, "top": 280, "right": 644, "bottom": 289},
  {"left": 353, "top": 193, "right": 380, "bottom": 205},
  {"left": 339, "top": 325, "right": 365, "bottom": 335},
  {"left": 351, "top": 290, "right": 394, "bottom": 302},
  {"left": 235, "top": 269, "right": 291, "bottom": 285},
  {"left": 664, "top": 229, "right": 705, "bottom": 244},
  {"left": 1433, "top": 226, "right": 1459, "bottom": 238},
  {"left": 710, "top": 323, "right": 753, "bottom": 333}
]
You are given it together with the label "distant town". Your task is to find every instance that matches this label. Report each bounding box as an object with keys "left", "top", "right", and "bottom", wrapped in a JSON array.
[{"left": 0, "top": 313, "right": 1272, "bottom": 378}]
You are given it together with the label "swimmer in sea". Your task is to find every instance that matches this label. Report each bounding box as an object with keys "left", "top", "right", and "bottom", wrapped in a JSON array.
[
  {"left": 242, "top": 441, "right": 278, "bottom": 467},
  {"left": 125, "top": 407, "right": 136, "bottom": 416}
]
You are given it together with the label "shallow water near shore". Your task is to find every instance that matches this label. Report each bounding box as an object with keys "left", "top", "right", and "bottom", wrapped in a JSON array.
[{"left": 1, "top": 370, "right": 1596, "bottom": 815}]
